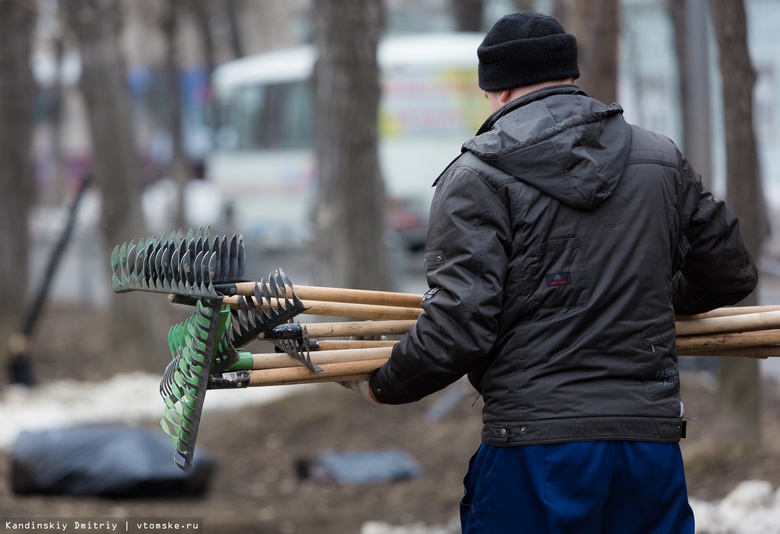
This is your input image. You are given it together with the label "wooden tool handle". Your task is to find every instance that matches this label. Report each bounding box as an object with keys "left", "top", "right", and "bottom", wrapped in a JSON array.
[
  {"left": 251, "top": 346, "right": 393, "bottom": 370},
  {"left": 676, "top": 330, "right": 780, "bottom": 352},
  {"left": 677, "top": 345, "right": 779, "bottom": 358},
  {"left": 677, "top": 305, "right": 780, "bottom": 320},
  {"left": 247, "top": 358, "right": 388, "bottom": 387},
  {"left": 224, "top": 296, "right": 422, "bottom": 320},
  {"left": 294, "top": 319, "right": 416, "bottom": 339},
  {"left": 314, "top": 339, "right": 398, "bottom": 350},
  {"left": 675, "top": 310, "right": 780, "bottom": 337},
  {"left": 300, "top": 300, "right": 422, "bottom": 320},
  {"left": 231, "top": 282, "right": 423, "bottom": 308}
]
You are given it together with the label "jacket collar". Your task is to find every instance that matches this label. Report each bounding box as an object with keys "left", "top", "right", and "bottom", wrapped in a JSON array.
[{"left": 475, "top": 84, "right": 588, "bottom": 136}]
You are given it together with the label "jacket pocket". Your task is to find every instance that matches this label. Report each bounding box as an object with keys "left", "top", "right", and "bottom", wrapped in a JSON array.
[
  {"left": 641, "top": 325, "right": 680, "bottom": 406},
  {"left": 524, "top": 236, "right": 590, "bottom": 313}
]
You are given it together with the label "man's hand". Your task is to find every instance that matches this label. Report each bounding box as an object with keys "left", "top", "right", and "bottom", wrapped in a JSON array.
[
  {"left": 338, "top": 380, "right": 381, "bottom": 404},
  {"left": 338, "top": 335, "right": 386, "bottom": 403}
]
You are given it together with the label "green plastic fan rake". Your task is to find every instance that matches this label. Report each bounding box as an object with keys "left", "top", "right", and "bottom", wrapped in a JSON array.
[
  {"left": 159, "top": 297, "right": 230, "bottom": 472},
  {"left": 158, "top": 274, "right": 312, "bottom": 472}
]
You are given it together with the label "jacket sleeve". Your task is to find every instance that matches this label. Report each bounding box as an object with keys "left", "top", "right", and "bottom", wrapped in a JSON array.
[
  {"left": 673, "top": 157, "right": 758, "bottom": 315},
  {"left": 369, "top": 163, "right": 512, "bottom": 404}
]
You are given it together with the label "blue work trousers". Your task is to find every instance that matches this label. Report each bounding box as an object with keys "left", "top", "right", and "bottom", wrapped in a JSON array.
[{"left": 460, "top": 441, "right": 695, "bottom": 533}]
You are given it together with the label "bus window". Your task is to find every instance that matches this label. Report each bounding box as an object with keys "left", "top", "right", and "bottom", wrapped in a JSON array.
[{"left": 216, "top": 80, "right": 312, "bottom": 151}]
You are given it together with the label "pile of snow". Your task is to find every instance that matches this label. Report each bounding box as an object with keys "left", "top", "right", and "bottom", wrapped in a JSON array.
[
  {"left": 0, "top": 372, "right": 311, "bottom": 450},
  {"left": 691, "top": 480, "right": 780, "bottom": 533}
]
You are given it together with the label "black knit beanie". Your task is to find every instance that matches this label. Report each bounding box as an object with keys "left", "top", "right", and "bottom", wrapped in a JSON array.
[{"left": 478, "top": 12, "right": 580, "bottom": 91}]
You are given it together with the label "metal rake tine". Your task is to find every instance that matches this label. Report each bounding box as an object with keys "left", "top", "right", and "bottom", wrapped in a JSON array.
[
  {"left": 170, "top": 241, "right": 183, "bottom": 288},
  {"left": 140, "top": 239, "right": 158, "bottom": 291},
  {"left": 173, "top": 228, "right": 185, "bottom": 248},
  {"left": 118, "top": 241, "right": 129, "bottom": 281},
  {"left": 228, "top": 234, "right": 241, "bottom": 280},
  {"left": 152, "top": 232, "right": 169, "bottom": 286},
  {"left": 159, "top": 240, "right": 174, "bottom": 292},
  {"left": 205, "top": 251, "right": 218, "bottom": 287},
  {"left": 181, "top": 249, "right": 195, "bottom": 288},
  {"left": 149, "top": 239, "right": 164, "bottom": 290},
  {"left": 138, "top": 241, "right": 154, "bottom": 290},
  {"left": 272, "top": 269, "right": 306, "bottom": 310},
  {"left": 275, "top": 269, "right": 297, "bottom": 301},
  {"left": 192, "top": 250, "right": 207, "bottom": 287},
  {"left": 195, "top": 225, "right": 209, "bottom": 243},
  {"left": 190, "top": 235, "right": 203, "bottom": 268},
  {"left": 207, "top": 251, "right": 218, "bottom": 286},
  {"left": 160, "top": 352, "right": 179, "bottom": 399},
  {"left": 135, "top": 238, "right": 150, "bottom": 290},
  {"left": 125, "top": 240, "right": 138, "bottom": 288},
  {"left": 227, "top": 278, "right": 306, "bottom": 348},
  {"left": 217, "top": 235, "right": 229, "bottom": 281},
  {"left": 171, "top": 241, "right": 187, "bottom": 284},
  {"left": 233, "top": 291, "right": 253, "bottom": 330},
  {"left": 270, "top": 326, "right": 323, "bottom": 372},
  {"left": 111, "top": 242, "right": 130, "bottom": 292},
  {"left": 205, "top": 235, "right": 219, "bottom": 280},
  {"left": 237, "top": 235, "right": 246, "bottom": 278}
]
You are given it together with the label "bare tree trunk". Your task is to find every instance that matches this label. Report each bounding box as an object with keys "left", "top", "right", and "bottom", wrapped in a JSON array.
[
  {"left": 451, "top": 0, "right": 484, "bottom": 32},
  {"left": 226, "top": 0, "right": 245, "bottom": 58},
  {"left": 312, "top": 0, "right": 392, "bottom": 291},
  {"left": 669, "top": 0, "right": 713, "bottom": 189},
  {"left": 61, "top": 0, "right": 169, "bottom": 369},
  {"left": 557, "top": 0, "right": 619, "bottom": 105},
  {"left": 191, "top": 0, "right": 217, "bottom": 76},
  {"left": 0, "top": 0, "right": 37, "bottom": 384},
  {"left": 710, "top": 0, "right": 766, "bottom": 446},
  {"left": 161, "top": 0, "right": 189, "bottom": 228}
]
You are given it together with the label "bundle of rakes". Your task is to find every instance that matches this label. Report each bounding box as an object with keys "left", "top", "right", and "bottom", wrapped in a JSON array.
[{"left": 112, "top": 227, "right": 780, "bottom": 472}]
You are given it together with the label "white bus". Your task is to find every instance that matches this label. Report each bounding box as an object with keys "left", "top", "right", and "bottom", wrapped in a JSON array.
[{"left": 207, "top": 33, "right": 486, "bottom": 249}]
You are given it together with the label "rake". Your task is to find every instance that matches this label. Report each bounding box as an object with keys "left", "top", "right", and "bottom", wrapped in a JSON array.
[
  {"left": 112, "top": 227, "right": 780, "bottom": 472},
  {"left": 112, "top": 227, "right": 423, "bottom": 471},
  {"left": 111, "top": 226, "right": 246, "bottom": 297}
]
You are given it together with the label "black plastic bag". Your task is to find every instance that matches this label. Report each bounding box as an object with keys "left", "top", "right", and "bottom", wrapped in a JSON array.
[
  {"left": 296, "top": 448, "right": 421, "bottom": 484},
  {"left": 10, "top": 424, "right": 215, "bottom": 498}
]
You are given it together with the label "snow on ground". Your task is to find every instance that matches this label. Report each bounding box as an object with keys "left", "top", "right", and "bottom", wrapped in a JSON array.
[
  {"left": 0, "top": 372, "right": 311, "bottom": 450},
  {"left": 690, "top": 481, "right": 780, "bottom": 534},
  {"left": 3, "top": 373, "right": 780, "bottom": 533}
]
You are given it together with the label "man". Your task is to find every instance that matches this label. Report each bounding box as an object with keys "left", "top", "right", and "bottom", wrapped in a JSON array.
[{"left": 343, "top": 11, "right": 758, "bottom": 533}]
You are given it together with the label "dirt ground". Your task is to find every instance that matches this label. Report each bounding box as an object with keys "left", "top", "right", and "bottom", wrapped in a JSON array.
[{"left": 2, "top": 303, "right": 780, "bottom": 533}]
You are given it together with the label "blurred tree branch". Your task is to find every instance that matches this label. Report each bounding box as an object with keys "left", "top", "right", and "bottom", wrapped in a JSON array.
[{"left": 0, "top": 0, "right": 37, "bottom": 386}]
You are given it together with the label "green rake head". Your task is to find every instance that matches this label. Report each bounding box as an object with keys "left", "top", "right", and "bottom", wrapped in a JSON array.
[
  {"left": 159, "top": 297, "right": 224, "bottom": 473},
  {"left": 158, "top": 271, "right": 312, "bottom": 472},
  {"left": 111, "top": 226, "right": 245, "bottom": 297}
]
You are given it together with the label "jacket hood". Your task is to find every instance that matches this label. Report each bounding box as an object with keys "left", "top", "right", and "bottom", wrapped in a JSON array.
[{"left": 462, "top": 85, "right": 631, "bottom": 211}]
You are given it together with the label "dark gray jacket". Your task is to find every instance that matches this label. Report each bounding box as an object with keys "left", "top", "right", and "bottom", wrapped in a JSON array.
[{"left": 370, "top": 85, "right": 757, "bottom": 446}]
